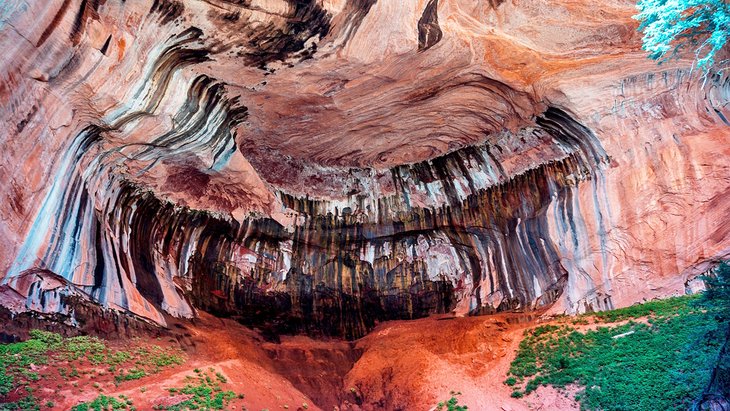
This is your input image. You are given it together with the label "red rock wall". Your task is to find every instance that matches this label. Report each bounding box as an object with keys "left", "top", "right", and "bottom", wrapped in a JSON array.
[{"left": 0, "top": 0, "right": 728, "bottom": 338}]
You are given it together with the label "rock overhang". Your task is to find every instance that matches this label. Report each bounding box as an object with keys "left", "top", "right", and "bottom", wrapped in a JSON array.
[{"left": 1, "top": 0, "right": 729, "bottom": 340}]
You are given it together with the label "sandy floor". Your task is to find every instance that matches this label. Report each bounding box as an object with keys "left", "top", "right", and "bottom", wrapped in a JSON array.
[
  {"left": 340, "top": 313, "right": 579, "bottom": 410},
  {"left": 26, "top": 311, "right": 588, "bottom": 411}
]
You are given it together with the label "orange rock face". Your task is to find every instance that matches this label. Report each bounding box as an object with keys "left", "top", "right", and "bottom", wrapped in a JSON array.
[{"left": 0, "top": 0, "right": 728, "bottom": 337}]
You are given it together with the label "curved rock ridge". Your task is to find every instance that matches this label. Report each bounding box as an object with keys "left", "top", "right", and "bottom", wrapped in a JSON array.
[{"left": 0, "top": 0, "right": 729, "bottom": 338}]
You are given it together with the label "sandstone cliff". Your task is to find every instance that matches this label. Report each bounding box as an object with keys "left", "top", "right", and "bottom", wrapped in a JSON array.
[{"left": 0, "top": 0, "right": 728, "bottom": 338}]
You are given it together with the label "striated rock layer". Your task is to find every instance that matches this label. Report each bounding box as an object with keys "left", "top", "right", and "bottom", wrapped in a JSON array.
[{"left": 0, "top": 0, "right": 729, "bottom": 338}]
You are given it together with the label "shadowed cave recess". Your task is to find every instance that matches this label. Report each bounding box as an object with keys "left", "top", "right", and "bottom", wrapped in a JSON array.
[{"left": 2, "top": 0, "right": 730, "bottom": 345}]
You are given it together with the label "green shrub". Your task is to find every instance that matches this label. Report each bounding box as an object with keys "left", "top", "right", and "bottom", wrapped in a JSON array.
[
  {"left": 28, "top": 330, "right": 63, "bottom": 348},
  {"left": 0, "top": 393, "right": 40, "bottom": 411},
  {"left": 71, "top": 394, "right": 129, "bottom": 411},
  {"left": 0, "top": 369, "right": 14, "bottom": 396},
  {"left": 0, "top": 330, "right": 185, "bottom": 409},
  {"left": 592, "top": 295, "right": 696, "bottom": 323},
  {"left": 115, "top": 368, "right": 146, "bottom": 384},
  {"left": 505, "top": 294, "right": 727, "bottom": 410},
  {"left": 156, "top": 369, "right": 237, "bottom": 410},
  {"left": 65, "top": 336, "right": 106, "bottom": 361},
  {"left": 436, "top": 395, "right": 468, "bottom": 411}
]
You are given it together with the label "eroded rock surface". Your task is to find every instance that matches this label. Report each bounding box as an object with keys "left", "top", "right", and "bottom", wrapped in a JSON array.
[{"left": 0, "top": 0, "right": 729, "bottom": 338}]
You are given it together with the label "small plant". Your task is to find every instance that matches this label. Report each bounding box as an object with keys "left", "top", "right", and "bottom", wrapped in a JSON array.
[
  {"left": 0, "top": 369, "right": 14, "bottom": 396},
  {"left": 155, "top": 369, "right": 237, "bottom": 410},
  {"left": 0, "top": 330, "right": 186, "bottom": 409},
  {"left": 115, "top": 368, "right": 146, "bottom": 384},
  {"left": 71, "top": 394, "right": 130, "bottom": 411},
  {"left": 436, "top": 391, "right": 468, "bottom": 411},
  {"left": 0, "top": 393, "right": 40, "bottom": 410}
]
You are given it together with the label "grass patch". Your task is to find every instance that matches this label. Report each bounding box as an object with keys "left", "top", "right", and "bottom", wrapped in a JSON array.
[
  {"left": 590, "top": 295, "right": 698, "bottom": 323},
  {"left": 0, "top": 396, "right": 40, "bottom": 410},
  {"left": 435, "top": 391, "right": 468, "bottom": 410},
  {"left": 506, "top": 294, "right": 727, "bottom": 410},
  {"left": 154, "top": 369, "right": 238, "bottom": 410},
  {"left": 114, "top": 368, "right": 146, "bottom": 384},
  {"left": 71, "top": 394, "right": 133, "bottom": 411},
  {"left": 0, "top": 331, "right": 185, "bottom": 409},
  {"left": 132, "top": 346, "right": 184, "bottom": 373}
]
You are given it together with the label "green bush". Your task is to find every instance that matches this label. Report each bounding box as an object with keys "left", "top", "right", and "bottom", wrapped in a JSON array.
[
  {"left": 158, "top": 369, "right": 237, "bottom": 410},
  {"left": 0, "top": 369, "right": 14, "bottom": 396},
  {"left": 115, "top": 368, "right": 146, "bottom": 384},
  {"left": 0, "top": 330, "right": 185, "bottom": 410},
  {"left": 505, "top": 294, "right": 727, "bottom": 411},
  {"left": 28, "top": 330, "right": 62, "bottom": 348},
  {"left": 71, "top": 394, "right": 130, "bottom": 411},
  {"left": 0, "top": 393, "right": 40, "bottom": 411},
  {"left": 436, "top": 394, "right": 468, "bottom": 411},
  {"left": 65, "top": 336, "right": 106, "bottom": 361},
  {"left": 592, "top": 295, "right": 696, "bottom": 323}
]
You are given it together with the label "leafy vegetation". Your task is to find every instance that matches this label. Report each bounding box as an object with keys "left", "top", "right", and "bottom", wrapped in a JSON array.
[
  {"left": 590, "top": 294, "right": 697, "bottom": 322},
  {"left": 634, "top": 0, "right": 730, "bottom": 72},
  {"left": 505, "top": 294, "right": 728, "bottom": 410},
  {"left": 71, "top": 394, "right": 133, "bottom": 411},
  {"left": 0, "top": 370, "right": 12, "bottom": 397},
  {"left": 114, "top": 368, "right": 147, "bottom": 384},
  {"left": 700, "top": 261, "right": 730, "bottom": 317},
  {"left": 694, "top": 262, "right": 730, "bottom": 407},
  {"left": 153, "top": 369, "right": 238, "bottom": 410},
  {"left": 0, "top": 390, "right": 40, "bottom": 411},
  {"left": 435, "top": 391, "right": 468, "bottom": 411},
  {"left": 0, "top": 330, "right": 185, "bottom": 410}
]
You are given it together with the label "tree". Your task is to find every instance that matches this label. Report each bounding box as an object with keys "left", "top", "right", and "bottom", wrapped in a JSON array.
[
  {"left": 693, "top": 262, "right": 730, "bottom": 411},
  {"left": 634, "top": 0, "right": 730, "bottom": 72},
  {"left": 701, "top": 261, "right": 730, "bottom": 316}
]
